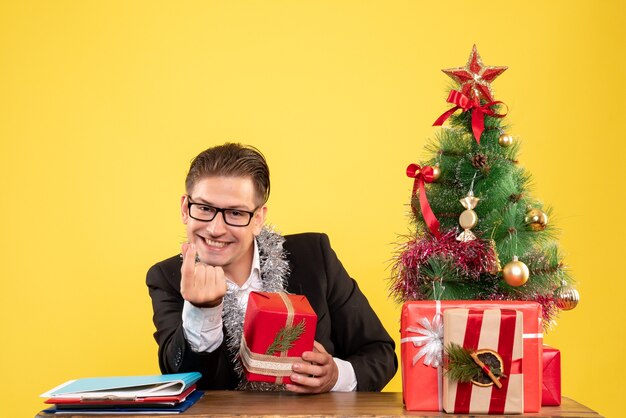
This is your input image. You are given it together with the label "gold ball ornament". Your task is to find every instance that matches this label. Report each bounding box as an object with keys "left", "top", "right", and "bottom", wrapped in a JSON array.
[
  {"left": 498, "top": 133, "right": 514, "bottom": 147},
  {"left": 431, "top": 164, "right": 441, "bottom": 182},
  {"left": 525, "top": 208, "right": 549, "bottom": 231},
  {"left": 554, "top": 280, "right": 580, "bottom": 311},
  {"left": 502, "top": 256, "right": 529, "bottom": 287}
]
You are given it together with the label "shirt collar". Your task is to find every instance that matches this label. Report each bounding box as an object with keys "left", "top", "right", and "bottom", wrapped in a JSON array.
[
  {"left": 251, "top": 238, "right": 261, "bottom": 278},
  {"left": 226, "top": 238, "right": 261, "bottom": 291}
]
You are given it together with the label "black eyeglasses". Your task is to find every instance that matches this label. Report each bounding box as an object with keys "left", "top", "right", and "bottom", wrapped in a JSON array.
[{"left": 187, "top": 196, "right": 257, "bottom": 227}]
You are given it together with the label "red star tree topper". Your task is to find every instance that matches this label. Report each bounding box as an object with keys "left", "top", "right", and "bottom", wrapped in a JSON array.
[{"left": 442, "top": 45, "right": 507, "bottom": 102}]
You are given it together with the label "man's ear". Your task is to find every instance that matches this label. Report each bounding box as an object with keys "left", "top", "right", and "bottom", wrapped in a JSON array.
[
  {"left": 181, "top": 195, "right": 189, "bottom": 224},
  {"left": 252, "top": 205, "right": 268, "bottom": 236}
]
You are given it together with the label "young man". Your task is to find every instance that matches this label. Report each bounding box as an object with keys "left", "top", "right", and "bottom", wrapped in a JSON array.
[{"left": 147, "top": 143, "right": 397, "bottom": 393}]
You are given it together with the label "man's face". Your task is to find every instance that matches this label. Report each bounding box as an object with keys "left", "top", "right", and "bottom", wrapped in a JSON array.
[{"left": 181, "top": 176, "right": 266, "bottom": 282}]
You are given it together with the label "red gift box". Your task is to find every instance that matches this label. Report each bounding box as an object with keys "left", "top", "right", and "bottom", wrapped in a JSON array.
[
  {"left": 240, "top": 291, "right": 317, "bottom": 385},
  {"left": 401, "top": 301, "right": 542, "bottom": 412},
  {"left": 443, "top": 308, "right": 524, "bottom": 414},
  {"left": 542, "top": 345, "right": 561, "bottom": 406}
]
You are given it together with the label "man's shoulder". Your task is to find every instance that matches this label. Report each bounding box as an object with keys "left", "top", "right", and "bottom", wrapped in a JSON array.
[
  {"left": 283, "top": 232, "right": 329, "bottom": 249},
  {"left": 147, "top": 254, "right": 182, "bottom": 279},
  {"left": 283, "top": 232, "right": 328, "bottom": 242},
  {"left": 282, "top": 232, "right": 334, "bottom": 261}
]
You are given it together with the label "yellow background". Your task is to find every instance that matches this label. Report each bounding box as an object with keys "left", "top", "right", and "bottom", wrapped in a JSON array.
[{"left": 1, "top": 1, "right": 623, "bottom": 416}]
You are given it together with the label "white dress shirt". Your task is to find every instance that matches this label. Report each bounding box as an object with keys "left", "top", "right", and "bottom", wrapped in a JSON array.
[{"left": 181, "top": 240, "right": 357, "bottom": 391}]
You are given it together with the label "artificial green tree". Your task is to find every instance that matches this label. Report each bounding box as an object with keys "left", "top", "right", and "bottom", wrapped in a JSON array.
[{"left": 390, "top": 46, "right": 579, "bottom": 326}]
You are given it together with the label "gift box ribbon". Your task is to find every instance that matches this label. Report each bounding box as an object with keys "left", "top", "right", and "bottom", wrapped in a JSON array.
[
  {"left": 239, "top": 292, "right": 298, "bottom": 383},
  {"left": 402, "top": 304, "right": 443, "bottom": 367},
  {"left": 239, "top": 338, "right": 300, "bottom": 377}
]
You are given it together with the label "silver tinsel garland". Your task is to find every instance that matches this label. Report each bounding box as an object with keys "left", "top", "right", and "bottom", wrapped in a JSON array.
[{"left": 221, "top": 226, "right": 291, "bottom": 391}]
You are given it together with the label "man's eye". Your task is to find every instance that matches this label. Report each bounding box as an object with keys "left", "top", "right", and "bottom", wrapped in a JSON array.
[
  {"left": 228, "top": 210, "right": 245, "bottom": 218},
  {"left": 198, "top": 205, "right": 214, "bottom": 213}
]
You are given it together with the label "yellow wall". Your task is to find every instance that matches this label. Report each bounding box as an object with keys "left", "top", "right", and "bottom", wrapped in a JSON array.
[{"left": 1, "top": 1, "right": 623, "bottom": 416}]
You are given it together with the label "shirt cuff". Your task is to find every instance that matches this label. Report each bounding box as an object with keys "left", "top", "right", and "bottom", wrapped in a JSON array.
[
  {"left": 331, "top": 357, "right": 357, "bottom": 392},
  {"left": 181, "top": 300, "right": 224, "bottom": 352}
]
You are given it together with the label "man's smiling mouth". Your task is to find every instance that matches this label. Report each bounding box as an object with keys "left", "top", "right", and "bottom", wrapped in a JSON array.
[{"left": 204, "top": 237, "right": 229, "bottom": 248}]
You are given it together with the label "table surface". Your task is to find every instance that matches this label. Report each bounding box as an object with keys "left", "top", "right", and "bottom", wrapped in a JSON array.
[{"left": 36, "top": 391, "right": 603, "bottom": 417}]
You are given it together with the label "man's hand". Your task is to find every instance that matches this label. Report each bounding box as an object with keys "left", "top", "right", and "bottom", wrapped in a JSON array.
[
  {"left": 285, "top": 341, "right": 339, "bottom": 394},
  {"left": 180, "top": 242, "right": 227, "bottom": 308}
]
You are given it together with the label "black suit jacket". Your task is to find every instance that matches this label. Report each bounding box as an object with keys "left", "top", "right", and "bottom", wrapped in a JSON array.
[{"left": 146, "top": 232, "right": 397, "bottom": 391}]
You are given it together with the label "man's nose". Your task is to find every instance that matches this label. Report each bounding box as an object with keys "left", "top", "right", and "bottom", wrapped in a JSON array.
[{"left": 206, "top": 211, "right": 227, "bottom": 235}]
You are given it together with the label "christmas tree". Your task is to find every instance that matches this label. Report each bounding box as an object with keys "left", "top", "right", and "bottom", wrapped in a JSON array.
[{"left": 390, "top": 45, "right": 579, "bottom": 327}]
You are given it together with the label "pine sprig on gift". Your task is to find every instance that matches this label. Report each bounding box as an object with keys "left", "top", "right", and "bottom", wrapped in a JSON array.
[
  {"left": 265, "top": 319, "right": 306, "bottom": 355},
  {"left": 445, "top": 343, "right": 480, "bottom": 382},
  {"left": 444, "top": 343, "right": 503, "bottom": 383}
]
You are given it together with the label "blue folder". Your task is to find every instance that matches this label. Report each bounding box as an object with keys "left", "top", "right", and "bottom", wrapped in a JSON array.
[
  {"left": 41, "top": 372, "right": 202, "bottom": 399},
  {"left": 42, "top": 390, "right": 204, "bottom": 415}
]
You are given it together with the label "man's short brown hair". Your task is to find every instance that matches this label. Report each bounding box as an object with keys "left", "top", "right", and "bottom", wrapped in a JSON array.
[{"left": 185, "top": 143, "right": 270, "bottom": 206}]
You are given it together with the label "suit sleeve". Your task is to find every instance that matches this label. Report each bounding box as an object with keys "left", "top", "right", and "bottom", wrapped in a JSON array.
[
  {"left": 316, "top": 234, "right": 398, "bottom": 391},
  {"left": 146, "top": 260, "right": 238, "bottom": 390}
]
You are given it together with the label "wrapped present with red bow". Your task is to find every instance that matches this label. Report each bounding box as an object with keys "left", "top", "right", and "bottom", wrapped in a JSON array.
[
  {"left": 442, "top": 308, "right": 524, "bottom": 414},
  {"left": 239, "top": 292, "right": 317, "bottom": 384},
  {"left": 401, "top": 301, "right": 542, "bottom": 412}
]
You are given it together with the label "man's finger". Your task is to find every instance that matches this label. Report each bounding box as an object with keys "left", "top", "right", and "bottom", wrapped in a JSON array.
[
  {"left": 181, "top": 242, "right": 196, "bottom": 280},
  {"left": 204, "top": 264, "right": 216, "bottom": 288},
  {"left": 284, "top": 383, "right": 313, "bottom": 394},
  {"left": 313, "top": 340, "right": 328, "bottom": 354},
  {"left": 196, "top": 263, "right": 209, "bottom": 288},
  {"left": 287, "top": 374, "right": 321, "bottom": 390},
  {"left": 293, "top": 362, "right": 324, "bottom": 378},
  {"left": 205, "top": 266, "right": 227, "bottom": 298},
  {"left": 302, "top": 349, "right": 330, "bottom": 365},
  {"left": 214, "top": 266, "right": 227, "bottom": 294}
]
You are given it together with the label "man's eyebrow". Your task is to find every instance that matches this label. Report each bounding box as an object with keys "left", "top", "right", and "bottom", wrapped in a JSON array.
[
  {"left": 189, "top": 197, "right": 254, "bottom": 211},
  {"left": 224, "top": 205, "right": 256, "bottom": 211},
  {"left": 189, "top": 196, "right": 211, "bottom": 204}
]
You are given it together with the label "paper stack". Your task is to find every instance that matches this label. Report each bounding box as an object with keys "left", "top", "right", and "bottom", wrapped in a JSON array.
[{"left": 40, "top": 372, "right": 202, "bottom": 414}]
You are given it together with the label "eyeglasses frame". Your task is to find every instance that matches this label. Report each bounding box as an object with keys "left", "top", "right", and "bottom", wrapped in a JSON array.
[{"left": 186, "top": 196, "right": 258, "bottom": 227}]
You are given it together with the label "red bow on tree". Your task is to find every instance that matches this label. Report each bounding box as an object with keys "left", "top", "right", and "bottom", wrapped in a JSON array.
[
  {"left": 433, "top": 90, "right": 507, "bottom": 144},
  {"left": 406, "top": 164, "right": 441, "bottom": 239}
]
